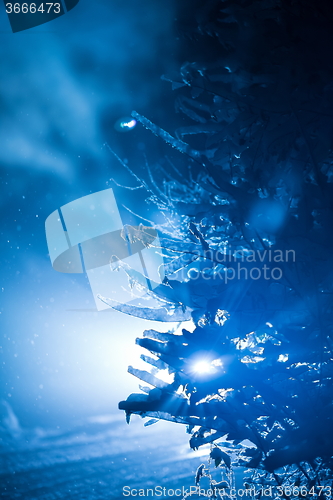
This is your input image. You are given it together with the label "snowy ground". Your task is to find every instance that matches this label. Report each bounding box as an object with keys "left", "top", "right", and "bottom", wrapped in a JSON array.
[{"left": 0, "top": 413, "right": 213, "bottom": 499}]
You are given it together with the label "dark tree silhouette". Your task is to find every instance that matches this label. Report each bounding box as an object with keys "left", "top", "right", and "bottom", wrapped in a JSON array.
[{"left": 105, "top": 0, "right": 333, "bottom": 495}]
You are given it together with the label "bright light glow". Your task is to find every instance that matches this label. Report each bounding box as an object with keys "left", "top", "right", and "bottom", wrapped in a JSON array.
[
  {"left": 193, "top": 360, "right": 214, "bottom": 374},
  {"left": 120, "top": 119, "right": 137, "bottom": 129},
  {"left": 114, "top": 117, "right": 137, "bottom": 132}
]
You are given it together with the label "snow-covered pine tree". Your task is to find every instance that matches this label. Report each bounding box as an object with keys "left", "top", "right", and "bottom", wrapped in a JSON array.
[{"left": 106, "top": 0, "right": 333, "bottom": 495}]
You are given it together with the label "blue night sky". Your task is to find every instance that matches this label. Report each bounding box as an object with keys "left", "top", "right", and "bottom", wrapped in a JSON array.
[{"left": 0, "top": 0, "right": 181, "bottom": 426}]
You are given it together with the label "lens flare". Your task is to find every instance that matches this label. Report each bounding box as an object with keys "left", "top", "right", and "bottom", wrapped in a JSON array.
[
  {"left": 193, "top": 360, "right": 214, "bottom": 374},
  {"left": 114, "top": 117, "right": 137, "bottom": 132}
]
